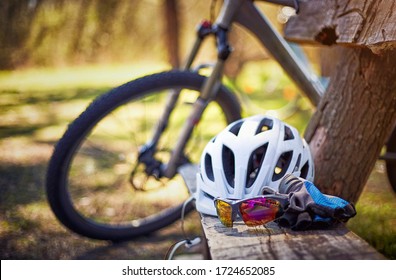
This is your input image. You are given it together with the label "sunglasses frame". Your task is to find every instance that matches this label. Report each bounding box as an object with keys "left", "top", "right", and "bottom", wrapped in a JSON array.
[{"left": 214, "top": 194, "right": 289, "bottom": 227}]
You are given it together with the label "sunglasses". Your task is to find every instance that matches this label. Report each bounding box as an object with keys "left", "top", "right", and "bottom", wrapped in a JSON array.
[{"left": 214, "top": 195, "right": 288, "bottom": 227}]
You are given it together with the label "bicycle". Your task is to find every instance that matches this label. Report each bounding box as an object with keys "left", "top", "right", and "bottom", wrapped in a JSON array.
[{"left": 46, "top": 0, "right": 396, "bottom": 241}]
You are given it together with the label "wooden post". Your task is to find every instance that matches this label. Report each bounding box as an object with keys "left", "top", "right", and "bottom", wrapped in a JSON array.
[{"left": 284, "top": 0, "right": 396, "bottom": 203}]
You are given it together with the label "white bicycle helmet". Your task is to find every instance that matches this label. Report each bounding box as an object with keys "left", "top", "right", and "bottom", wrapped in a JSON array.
[{"left": 195, "top": 114, "right": 314, "bottom": 216}]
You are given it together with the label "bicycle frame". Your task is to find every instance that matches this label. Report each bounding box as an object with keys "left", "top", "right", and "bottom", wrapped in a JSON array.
[{"left": 150, "top": 0, "right": 326, "bottom": 178}]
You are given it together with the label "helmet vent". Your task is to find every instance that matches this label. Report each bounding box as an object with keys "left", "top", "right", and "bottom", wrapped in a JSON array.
[
  {"left": 246, "top": 143, "right": 268, "bottom": 188},
  {"left": 256, "top": 118, "right": 273, "bottom": 134},
  {"left": 293, "top": 154, "right": 302, "bottom": 172},
  {"left": 203, "top": 191, "right": 214, "bottom": 200},
  {"left": 300, "top": 161, "right": 309, "bottom": 179},
  {"left": 222, "top": 144, "right": 235, "bottom": 188},
  {"left": 272, "top": 151, "right": 293, "bottom": 182},
  {"left": 204, "top": 154, "right": 214, "bottom": 182},
  {"left": 229, "top": 121, "right": 243, "bottom": 136},
  {"left": 284, "top": 125, "right": 295, "bottom": 140}
]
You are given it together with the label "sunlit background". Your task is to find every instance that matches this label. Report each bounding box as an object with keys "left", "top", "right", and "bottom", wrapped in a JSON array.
[{"left": 0, "top": 0, "right": 394, "bottom": 259}]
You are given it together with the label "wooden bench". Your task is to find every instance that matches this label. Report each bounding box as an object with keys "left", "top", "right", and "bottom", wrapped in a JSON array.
[{"left": 179, "top": 164, "right": 385, "bottom": 260}]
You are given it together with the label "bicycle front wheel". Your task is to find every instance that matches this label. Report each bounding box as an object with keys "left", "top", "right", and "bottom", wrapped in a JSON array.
[{"left": 46, "top": 71, "right": 241, "bottom": 241}]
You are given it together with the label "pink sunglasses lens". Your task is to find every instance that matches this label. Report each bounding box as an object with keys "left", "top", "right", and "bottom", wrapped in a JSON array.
[{"left": 239, "top": 198, "right": 281, "bottom": 227}]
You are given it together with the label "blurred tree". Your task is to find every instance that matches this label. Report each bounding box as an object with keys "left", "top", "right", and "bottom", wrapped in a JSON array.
[
  {"left": 0, "top": 0, "right": 166, "bottom": 69},
  {"left": 163, "top": 0, "right": 180, "bottom": 68},
  {"left": 0, "top": 0, "right": 39, "bottom": 68}
]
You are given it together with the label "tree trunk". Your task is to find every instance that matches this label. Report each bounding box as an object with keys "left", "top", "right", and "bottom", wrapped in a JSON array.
[
  {"left": 163, "top": 0, "right": 180, "bottom": 68},
  {"left": 305, "top": 48, "right": 396, "bottom": 203}
]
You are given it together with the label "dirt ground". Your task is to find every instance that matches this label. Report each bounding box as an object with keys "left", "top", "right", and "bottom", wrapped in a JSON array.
[{"left": 0, "top": 137, "right": 206, "bottom": 260}]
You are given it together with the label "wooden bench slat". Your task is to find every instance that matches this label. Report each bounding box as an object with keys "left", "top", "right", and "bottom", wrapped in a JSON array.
[{"left": 201, "top": 216, "right": 384, "bottom": 260}]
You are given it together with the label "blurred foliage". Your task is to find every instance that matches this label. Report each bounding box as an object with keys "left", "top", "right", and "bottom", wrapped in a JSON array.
[
  {"left": 1, "top": 0, "right": 165, "bottom": 68},
  {"left": 0, "top": 0, "right": 320, "bottom": 70}
]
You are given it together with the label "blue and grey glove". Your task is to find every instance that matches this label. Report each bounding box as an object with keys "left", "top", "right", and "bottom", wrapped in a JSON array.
[{"left": 268, "top": 174, "right": 356, "bottom": 230}]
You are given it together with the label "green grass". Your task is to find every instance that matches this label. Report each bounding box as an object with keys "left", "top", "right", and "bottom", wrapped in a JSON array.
[
  {"left": 347, "top": 166, "right": 396, "bottom": 258},
  {"left": 0, "top": 61, "right": 395, "bottom": 259}
]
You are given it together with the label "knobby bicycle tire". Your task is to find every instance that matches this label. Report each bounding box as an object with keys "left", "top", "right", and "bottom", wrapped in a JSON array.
[{"left": 46, "top": 71, "right": 241, "bottom": 241}]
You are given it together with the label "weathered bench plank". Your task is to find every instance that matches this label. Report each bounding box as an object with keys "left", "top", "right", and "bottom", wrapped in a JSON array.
[
  {"left": 284, "top": 0, "right": 396, "bottom": 54},
  {"left": 179, "top": 164, "right": 385, "bottom": 260},
  {"left": 201, "top": 216, "right": 384, "bottom": 260}
]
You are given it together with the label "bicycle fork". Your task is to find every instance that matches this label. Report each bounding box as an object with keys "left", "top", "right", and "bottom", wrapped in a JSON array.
[
  {"left": 163, "top": 60, "right": 226, "bottom": 178},
  {"left": 132, "top": 20, "right": 232, "bottom": 182}
]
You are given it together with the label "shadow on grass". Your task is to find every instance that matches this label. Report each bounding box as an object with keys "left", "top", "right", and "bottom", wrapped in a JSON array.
[
  {"left": 0, "top": 87, "right": 113, "bottom": 140},
  {"left": 0, "top": 125, "right": 49, "bottom": 141},
  {"left": 0, "top": 162, "right": 47, "bottom": 209},
  {"left": 1, "top": 87, "right": 111, "bottom": 107}
]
